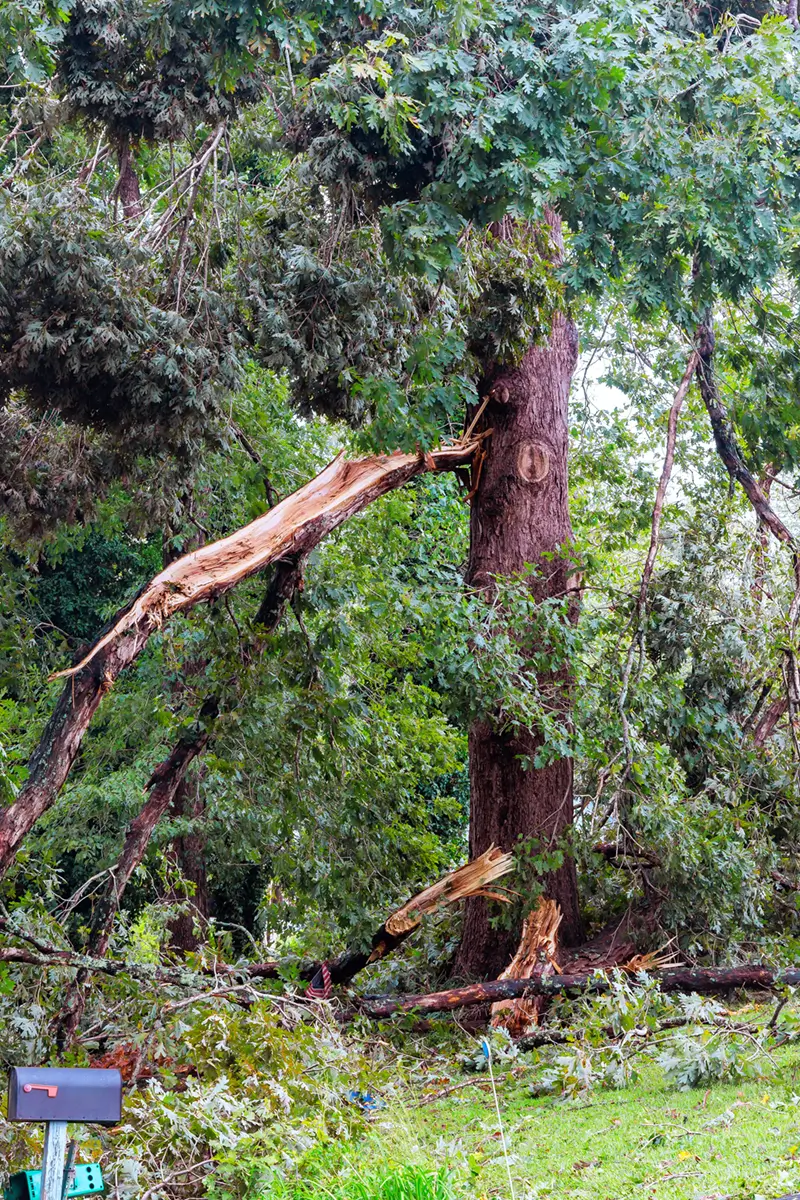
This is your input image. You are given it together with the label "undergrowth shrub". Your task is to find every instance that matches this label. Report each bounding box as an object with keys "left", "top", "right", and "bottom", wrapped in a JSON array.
[{"left": 0, "top": 987, "right": 390, "bottom": 1200}]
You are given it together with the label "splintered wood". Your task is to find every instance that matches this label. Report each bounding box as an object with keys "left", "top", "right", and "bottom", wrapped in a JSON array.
[
  {"left": 381, "top": 846, "right": 514, "bottom": 944},
  {"left": 52, "top": 443, "right": 481, "bottom": 683},
  {"left": 0, "top": 439, "right": 483, "bottom": 883},
  {"left": 490, "top": 898, "right": 562, "bottom": 1035}
]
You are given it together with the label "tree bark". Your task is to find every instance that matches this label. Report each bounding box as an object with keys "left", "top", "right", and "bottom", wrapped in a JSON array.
[
  {"left": 695, "top": 317, "right": 800, "bottom": 759},
  {"left": 166, "top": 775, "right": 211, "bottom": 954},
  {"left": 753, "top": 697, "right": 789, "bottom": 747},
  {"left": 55, "top": 703, "right": 216, "bottom": 1047},
  {"left": 696, "top": 319, "right": 795, "bottom": 549},
  {"left": 55, "top": 555, "right": 310, "bottom": 1040},
  {"left": 0, "top": 443, "right": 479, "bottom": 881},
  {"left": 361, "top": 964, "right": 800, "bottom": 1018},
  {"left": 116, "top": 140, "right": 142, "bottom": 220},
  {"left": 458, "top": 211, "right": 582, "bottom": 978}
]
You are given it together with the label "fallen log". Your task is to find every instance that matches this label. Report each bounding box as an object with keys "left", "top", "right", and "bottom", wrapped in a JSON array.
[
  {"left": 0, "top": 439, "right": 481, "bottom": 880},
  {"left": 360, "top": 964, "right": 800, "bottom": 1018}
]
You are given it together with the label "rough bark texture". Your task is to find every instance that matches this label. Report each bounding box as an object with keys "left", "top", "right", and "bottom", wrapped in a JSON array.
[
  {"left": 96, "top": 717, "right": 215, "bottom": 961},
  {"left": 361, "top": 964, "right": 800, "bottom": 1018},
  {"left": 696, "top": 316, "right": 800, "bottom": 757},
  {"left": 254, "top": 554, "right": 308, "bottom": 631},
  {"left": 458, "top": 211, "right": 582, "bottom": 978},
  {"left": 696, "top": 319, "right": 794, "bottom": 549},
  {"left": 754, "top": 697, "right": 789, "bottom": 747},
  {"left": 0, "top": 629, "right": 148, "bottom": 879},
  {"left": 164, "top": 553, "right": 306, "bottom": 952},
  {"left": 167, "top": 776, "right": 211, "bottom": 954},
  {"left": 116, "top": 141, "right": 143, "bottom": 220},
  {"left": 0, "top": 444, "right": 478, "bottom": 881},
  {"left": 55, "top": 705, "right": 215, "bottom": 1047}
]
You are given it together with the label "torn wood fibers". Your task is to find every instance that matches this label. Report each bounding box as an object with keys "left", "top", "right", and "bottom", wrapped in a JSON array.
[
  {"left": 0, "top": 442, "right": 481, "bottom": 880},
  {"left": 490, "top": 898, "right": 562, "bottom": 1035}
]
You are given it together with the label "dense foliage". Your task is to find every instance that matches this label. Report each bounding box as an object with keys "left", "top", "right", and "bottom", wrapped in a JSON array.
[{"left": 4, "top": 0, "right": 800, "bottom": 1191}]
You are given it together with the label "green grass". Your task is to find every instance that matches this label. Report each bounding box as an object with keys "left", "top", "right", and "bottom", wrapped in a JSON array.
[{"left": 321, "top": 1005, "right": 800, "bottom": 1200}]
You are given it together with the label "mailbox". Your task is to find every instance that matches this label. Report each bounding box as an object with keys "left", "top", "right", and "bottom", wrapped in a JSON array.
[{"left": 7, "top": 1068, "right": 122, "bottom": 1125}]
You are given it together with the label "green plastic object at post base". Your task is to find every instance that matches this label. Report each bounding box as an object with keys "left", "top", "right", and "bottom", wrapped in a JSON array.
[{"left": 3, "top": 1163, "right": 105, "bottom": 1200}]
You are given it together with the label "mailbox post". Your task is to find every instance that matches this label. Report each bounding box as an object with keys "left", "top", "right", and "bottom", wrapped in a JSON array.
[
  {"left": 40, "top": 1122, "right": 68, "bottom": 1200},
  {"left": 6, "top": 1068, "right": 122, "bottom": 1200}
]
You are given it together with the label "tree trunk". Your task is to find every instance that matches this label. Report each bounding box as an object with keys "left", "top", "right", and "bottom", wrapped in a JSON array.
[
  {"left": 116, "top": 140, "right": 142, "bottom": 220},
  {"left": 166, "top": 775, "right": 211, "bottom": 954},
  {"left": 457, "top": 212, "right": 582, "bottom": 978}
]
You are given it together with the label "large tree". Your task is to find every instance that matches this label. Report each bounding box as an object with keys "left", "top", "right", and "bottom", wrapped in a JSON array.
[{"left": 1, "top": 0, "right": 799, "bottom": 984}]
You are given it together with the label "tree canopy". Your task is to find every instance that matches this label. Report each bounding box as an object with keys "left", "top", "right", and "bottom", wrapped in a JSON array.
[{"left": 3, "top": 0, "right": 800, "bottom": 1088}]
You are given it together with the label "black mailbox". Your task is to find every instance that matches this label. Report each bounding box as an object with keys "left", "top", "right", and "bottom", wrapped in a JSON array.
[{"left": 7, "top": 1068, "right": 122, "bottom": 1125}]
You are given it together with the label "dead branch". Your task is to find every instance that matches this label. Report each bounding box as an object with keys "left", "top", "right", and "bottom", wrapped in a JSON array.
[
  {"left": 284, "top": 845, "right": 515, "bottom": 991},
  {"left": 695, "top": 316, "right": 800, "bottom": 767},
  {"left": 1, "top": 847, "right": 513, "bottom": 1008},
  {"left": 516, "top": 1014, "right": 752, "bottom": 1050}
]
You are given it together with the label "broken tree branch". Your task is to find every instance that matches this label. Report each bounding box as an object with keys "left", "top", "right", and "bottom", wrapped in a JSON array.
[
  {"left": 0, "top": 441, "right": 480, "bottom": 880},
  {"left": 222, "top": 845, "right": 515, "bottom": 989},
  {"left": 490, "top": 898, "right": 562, "bottom": 1034},
  {"left": 1, "top": 848, "right": 514, "bottom": 1005},
  {"left": 361, "top": 964, "right": 800, "bottom": 1018},
  {"left": 696, "top": 320, "right": 795, "bottom": 549},
  {"left": 54, "top": 557, "right": 319, "bottom": 1046},
  {"left": 54, "top": 444, "right": 482, "bottom": 684},
  {"left": 55, "top": 700, "right": 218, "bottom": 1047}
]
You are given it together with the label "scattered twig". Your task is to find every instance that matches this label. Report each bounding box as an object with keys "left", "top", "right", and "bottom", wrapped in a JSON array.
[{"left": 414, "top": 1079, "right": 494, "bottom": 1106}]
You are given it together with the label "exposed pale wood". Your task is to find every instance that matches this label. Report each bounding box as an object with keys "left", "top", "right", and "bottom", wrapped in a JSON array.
[
  {"left": 490, "top": 898, "right": 561, "bottom": 1034},
  {"left": 54, "top": 445, "right": 480, "bottom": 683},
  {"left": 0, "top": 441, "right": 479, "bottom": 880},
  {"left": 293, "top": 846, "right": 515, "bottom": 988},
  {"left": 1, "top": 848, "right": 514, "bottom": 1003},
  {"left": 384, "top": 847, "right": 514, "bottom": 938}
]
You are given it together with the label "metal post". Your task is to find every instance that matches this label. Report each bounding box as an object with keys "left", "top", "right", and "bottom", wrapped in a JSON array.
[
  {"left": 61, "top": 1140, "right": 78, "bottom": 1200},
  {"left": 40, "top": 1121, "right": 68, "bottom": 1200}
]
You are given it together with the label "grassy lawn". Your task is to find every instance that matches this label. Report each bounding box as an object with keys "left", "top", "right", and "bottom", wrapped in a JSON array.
[{"left": 338, "top": 1005, "right": 800, "bottom": 1200}]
